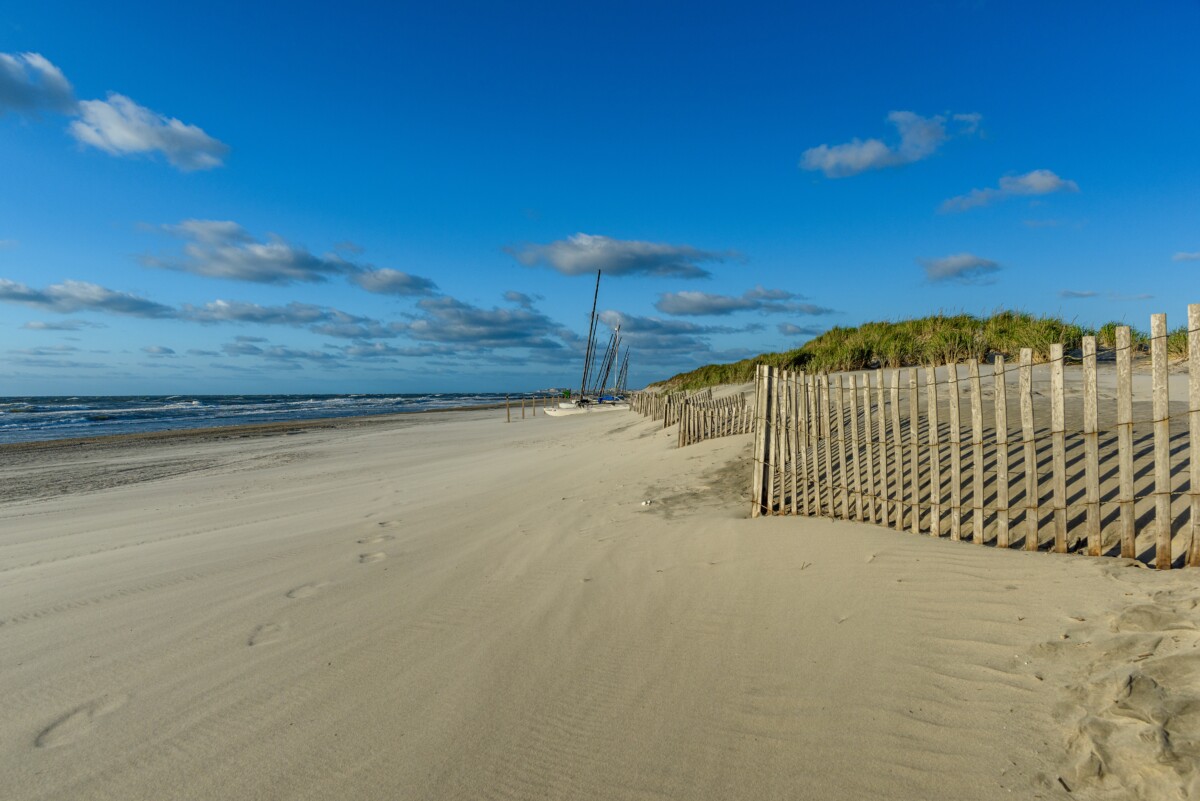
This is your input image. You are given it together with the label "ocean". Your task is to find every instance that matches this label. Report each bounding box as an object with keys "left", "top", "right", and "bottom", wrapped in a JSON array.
[{"left": 0, "top": 393, "right": 525, "bottom": 444}]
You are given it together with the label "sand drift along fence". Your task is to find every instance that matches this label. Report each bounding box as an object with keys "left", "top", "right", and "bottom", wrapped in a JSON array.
[{"left": 751, "top": 307, "right": 1200, "bottom": 570}]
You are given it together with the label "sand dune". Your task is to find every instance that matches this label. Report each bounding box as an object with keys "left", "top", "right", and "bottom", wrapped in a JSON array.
[{"left": 2, "top": 405, "right": 1198, "bottom": 799}]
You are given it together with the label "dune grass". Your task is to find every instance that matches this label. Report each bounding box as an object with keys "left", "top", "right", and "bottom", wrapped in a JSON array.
[{"left": 654, "top": 310, "right": 1174, "bottom": 392}]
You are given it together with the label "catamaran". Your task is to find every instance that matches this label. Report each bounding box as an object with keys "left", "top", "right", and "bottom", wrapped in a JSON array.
[{"left": 544, "top": 270, "right": 631, "bottom": 417}]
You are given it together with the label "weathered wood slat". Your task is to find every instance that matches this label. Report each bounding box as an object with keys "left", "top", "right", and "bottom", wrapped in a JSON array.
[
  {"left": 849, "top": 374, "right": 863, "bottom": 520},
  {"left": 1051, "top": 343, "right": 1067, "bottom": 554},
  {"left": 969, "top": 360, "right": 985, "bottom": 544},
  {"left": 1083, "top": 336, "right": 1101, "bottom": 556},
  {"left": 1152, "top": 314, "right": 1172, "bottom": 569},
  {"left": 1020, "top": 349, "right": 1038, "bottom": 551},
  {"left": 890, "top": 369, "right": 904, "bottom": 531},
  {"left": 1116, "top": 325, "right": 1135, "bottom": 558},
  {"left": 908, "top": 369, "right": 921, "bottom": 534},
  {"left": 948, "top": 363, "right": 962, "bottom": 541},
  {"left": 863, "top": 372, "right": 877, "bottom": 524},
  {"left": 994, "top": 355, "right": 1010, "bottom": 548},
  {"left": 925, "top": 366, "right": 941, "bottom": 537}
]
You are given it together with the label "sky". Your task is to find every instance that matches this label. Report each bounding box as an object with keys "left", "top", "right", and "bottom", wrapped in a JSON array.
[{"left": 1, "top": 1, "right": 1198, "bottom": 395}]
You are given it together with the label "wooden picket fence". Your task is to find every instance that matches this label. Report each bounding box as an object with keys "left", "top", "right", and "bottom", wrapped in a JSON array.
[
  {"left": 676, "top": 394, "right": 753, "bottom": 447},
  {"left": 630, "top": 388, "right": 711, "bottom": 427},
  {"left": 751, "top": 307, "right": 1200, "bottom": 570}
]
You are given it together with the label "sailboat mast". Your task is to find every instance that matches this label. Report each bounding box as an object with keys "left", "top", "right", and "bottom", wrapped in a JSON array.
[
  {"left": 578, "top": 269, "right": 601, "bottom": 398},
  {"left": 615, "top": 348, "right": 630, "bottom": 393}
]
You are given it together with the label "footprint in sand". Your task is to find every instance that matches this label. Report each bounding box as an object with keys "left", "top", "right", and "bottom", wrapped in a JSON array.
[
  {"left": 359, "top": 552, "right": 386, "bottom": 564},
  {"left": 35, "top": 694, "right": 129, "bottom": 748},
  {"left": 357, "top": 534, "right": 395, "bottom": 545},
  {"left": 248, "top": 622, "right": 287, "bottom": 646},
  {"left": 285, "top": 581, "right": 329, "bottom": 599}
]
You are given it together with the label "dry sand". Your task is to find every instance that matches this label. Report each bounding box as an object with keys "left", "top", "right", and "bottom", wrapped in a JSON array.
[{"left": 2, "top": 403, "right": 1199, "bottom": 800}]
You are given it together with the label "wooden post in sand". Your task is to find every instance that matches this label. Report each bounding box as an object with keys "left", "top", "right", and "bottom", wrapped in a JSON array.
[
  {"left": 1050, "top": 343, "right": 1068, "bottom": 554},
  {"left": 790, "top": 373, "right": 800, "bottom": 516},
  {"left": 1019, "top": 349, "right": 1039, "bottom": 551},
  {"left": 1083, "top": 336, "right": 1101, "bottom": 556},
  {"left": 775, "top": 370, "right": 786, "bottom": 514},
  {"left": 947, "top": 363, "right": 962, "bottom": 541},
  {"left": 751, "top": 365, "right": 770, "bottom": 518},
  {"left": 1116, "top": 326, "right": 1135, "bottom": 558},
  {"left": 806, "top": 375, "right": 821, "bottom": 516},
  {"left": 798, "top": 375, "right": 812, "bottom": 516},
  {"left": 969, "top": 360, "right": 984, "bottom": 544},
  {"left": 522, "top": 397, "right": 526, "bottom": 419},
  {"left": 1152, "top": 314, "right": 1172, "bottom": 569},
  {"left": 506, "top": 395, "right": 511, "bottom": 423},
  {"left": 925, "top": 366, "right": 941, "bottom": 537},
  {"left": 994, "top": 355, "right": 1010, "bottom": 548},
  {"left": 862, "top": 373, "right": 877, "bottom": 524},
  {"left": 834, "top": 375, "right": 849, "bottom": 518},
  {"left": 908, "top": 369, "right": 920, "bottom": 534},
  {"left": 849, "top": 374, "right": 862, "bottom": 521},
  {"left": 1190, "top": 304, "right": 1200, "bottom": 567},
  {"left": 876, "top": 369, "right": 891, "bottom": 527},
  {"left": 821, "top": 374, "right": 834, "bottom": 518},
  {"left": 890, "top": 370, "right": 903, "bottom": 531}
]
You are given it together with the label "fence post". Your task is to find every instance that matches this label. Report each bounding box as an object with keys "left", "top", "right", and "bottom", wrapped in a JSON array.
[
  {"left": 1020, "top": 349, "right": 1039, "bottom": 551},
  {"left": 1083, "top": 336, "right": 1101, "bottom": 556},
  {"left": 1116, "top": 326, "right": 1135, "bottom": 558},
  {"left": 787, "top": 374, "right": 796, "bottom": 513},
  {"left": 948, "top": 362, "right": 962, "bottom": 541},
  {"left": 890, "top": 370, "right": 904, "bottom": 531},
  {"left": 908, "top": 369, "right": 921, "bottom": 534},
  {"left": 926, "top": 365, "right": 941, "bottom": 537},
  {"left": 863, "top": 372, "right": 877, "bottom": 523},
  {"left": 834, "top": 375, "right": 850, "bottom": 518},
  {"left": 808, "top": 375, "right": 824, "bottom": 517},
  {"left": 1152, "top": 314, "right": 1172, "bottom": 568},
  {"left": 751, "top": 365, "right": 771, "bottom": 518},
  {"left": 994, "top": 355, "right": 1010, "bottom": 548},
  {"left": 799, "top": 375, "right": 812, "bottom": 515},
  {"left": 1189, "top": 304, "right": 1200, "bottom": 567},
  {"left": 876, "top": 369, "right": 891, "bottom": 528},
  {"left": 849, "top": 374, "right": 862, "bottom": 520},
  {"left": 774, "top": 369, "right": 786, "bottom": 514},
  {"left": 822, "top": 374, "right": 835, "bottom": 518},
  {"left": 506, "top": 395, "right": 511, "bottom": 423},
  {"left": 969, "top": 360, "right": 985, "bottom": 544},
  {"left": 1051, "top": 343, "right": 1068, "bottom": 554}
]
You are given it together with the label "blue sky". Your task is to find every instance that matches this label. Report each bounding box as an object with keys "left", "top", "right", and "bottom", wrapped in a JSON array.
[{"left": 2, "top": 1, "right": 1198, "bottom": 394}]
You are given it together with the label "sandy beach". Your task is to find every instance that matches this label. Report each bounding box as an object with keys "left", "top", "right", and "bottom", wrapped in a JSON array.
[{"left": 2, "top": 402, "right": 1199, "bottom": 800}]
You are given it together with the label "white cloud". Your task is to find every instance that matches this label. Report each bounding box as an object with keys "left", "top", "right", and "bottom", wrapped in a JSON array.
[
  {"left": 0, "top": 278, "right": 176, "bottom": 317},
  {"left": 509, "top": 233, "right": 733, "bottom": 279},
  {"left": 21, "top": 319, "right": 103, "bottom": 331},
  {"left": 655, "top": 286, "right": 835, "bottom": 317},
  {"left": 349, "top": 267, "right": 438, "bottom": 296},
  {"left": 0, "top": 52, "right": 75, "bottom": 114},
  {"left": 1172, "top": 251, "right": 1200, "bottom": 262},
  {"left": 69, "top": 93, "right": 228, "bottom": 171},
  {"left": 941, "top": 169, "right": 1079, "bottom": 213},
  {"left": 402, "top": 295, "right": 566, "bottom": 351},
  {"left": 143, "top": 345, "right": 176, "bottom": 355},
  {"left": 149, "top": 220, "right": 355, "bottom": 284},
  {"left": 919, "top": 253, "right": 1002, "bottom": 284},
  {"left": 1059, "top": 289, "right": 1098, "bottom": 299},
  {"left": 800, "top": 111, "right": 978, "bottom": 178},
  {"left": 148, "top": 220, "right": 438, "bottom": 294}
]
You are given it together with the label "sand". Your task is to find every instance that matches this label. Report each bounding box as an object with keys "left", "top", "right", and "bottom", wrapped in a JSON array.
[{"left": 2, "top": 402, "right": 1199, "bottom": 800}]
